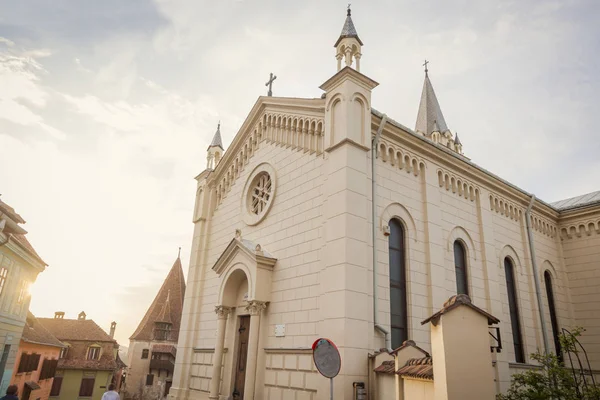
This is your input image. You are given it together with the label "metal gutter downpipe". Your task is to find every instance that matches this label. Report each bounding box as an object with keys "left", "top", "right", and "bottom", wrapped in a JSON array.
[
  {"left": 372, "top": 114, "right": 391, "bottom": 351},
  {"left": 525, "top": 194, "right": 550, "bottom": 355}
]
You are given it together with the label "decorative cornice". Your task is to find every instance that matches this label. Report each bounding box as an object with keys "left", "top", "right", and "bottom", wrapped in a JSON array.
[
  {"left": 377, "top": 138, "right": 425, "bottom": 177},
  {"left": 245, "top": 300, "right": 268, "bottom": 316},
  {"left": 489, "top": 193, "right": 523, "bottom": 222},
  {"left": 437, "top": 168, "right": 479, "bottom": 201},
  {"left": 559, "top": 218, "right": 600, "bottom": 240},
  {"left": 212, "top": 237, "right": 277, "bottom": 277},
  {"left": 319, "top": 66, "right": 379, "bottom": 92}
]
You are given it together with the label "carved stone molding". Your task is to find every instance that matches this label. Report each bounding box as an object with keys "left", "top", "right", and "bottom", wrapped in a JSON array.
[
  {"left": 245, "top": 300, "right": 268, "bottom": 316},
  {"left": 214, "top": 305, "right": 233, "bottom": 319}
]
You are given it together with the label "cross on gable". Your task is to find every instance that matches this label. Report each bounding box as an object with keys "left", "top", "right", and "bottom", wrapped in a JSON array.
[{"left": 265, "top": 72, "right": 277, "bottom": 96}]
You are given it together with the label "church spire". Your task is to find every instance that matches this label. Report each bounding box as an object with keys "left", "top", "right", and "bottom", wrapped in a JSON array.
[
  {"left": 207, "top": 121, "right": 224, "bottom": 169},
  {"left": 334, "top": 6, "right": 363, "bottom": 72},
  {"left": 415, "top": 64, "right": 448, "bottom": 136}
]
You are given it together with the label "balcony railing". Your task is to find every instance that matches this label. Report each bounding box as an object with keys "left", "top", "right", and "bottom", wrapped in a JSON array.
[{"left": 149, "top": 359, "right": 174, "bottom": 373}]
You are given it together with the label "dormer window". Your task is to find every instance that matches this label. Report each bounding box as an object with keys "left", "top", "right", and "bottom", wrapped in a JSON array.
[
  {"left": 86, "top": 345, "right": 101, "bottom": 360},
  {"left": 59, "top": 346, "right": 69, "bottom": 359},
  {"left": 153, "top": 322, "right": 172, "bottom": 341}
]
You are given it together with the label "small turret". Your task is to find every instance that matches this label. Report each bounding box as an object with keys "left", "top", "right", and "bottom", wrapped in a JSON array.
[
  {"left": 207, "top": 122, "right": 224, "bottom": 169},
  {"left": 334, "top": 6, "right": 363, "bottom": 72}
]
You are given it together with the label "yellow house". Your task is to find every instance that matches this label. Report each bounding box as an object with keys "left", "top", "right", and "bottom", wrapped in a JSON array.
[
  {"left": 0, "top": 197, "right": 47, "bottom": 393},
  {"left": 38, "top": 312, "right": 126, "bottom": 400}
]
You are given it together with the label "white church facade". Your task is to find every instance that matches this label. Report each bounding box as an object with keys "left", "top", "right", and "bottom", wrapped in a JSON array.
[{"left": 169, "top": 8, "right": 600, "bottom": 400}]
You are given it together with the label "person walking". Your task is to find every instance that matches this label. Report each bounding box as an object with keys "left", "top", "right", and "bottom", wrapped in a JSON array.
[
  {"left": 101, "top": 384, "right": 120, "bottom": 400},
  {"left": 0, "top": 385, "right": 19, "bottom": 400}
]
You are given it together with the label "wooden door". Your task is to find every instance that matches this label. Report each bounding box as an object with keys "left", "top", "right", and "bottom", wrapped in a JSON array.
[
  {"left": 22, "top": 384, "right": 31, "bottom": 400},
  {"left": 233, "top": 315, "right": 250, "bottom": 399}
]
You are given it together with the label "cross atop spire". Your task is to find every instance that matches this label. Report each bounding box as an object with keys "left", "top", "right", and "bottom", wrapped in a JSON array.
[{"left": 423, "top": 59, "right": 429, "bottom": 77}]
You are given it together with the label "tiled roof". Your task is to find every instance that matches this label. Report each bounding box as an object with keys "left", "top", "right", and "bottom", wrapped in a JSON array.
[
  {"left": 415, "top": 73, "right": 449, "bottom": 136},
  {"left": 551, "top": 190, "right": 600, "bottom": 211},
  {"left": 396, "top": 356, "right": 434, "bottom": 380},
  {"left": 0, "top": 198, "right": 25, "bottom": 224},
  {"left": 390, "top": 340, "right": 430, "bottom": 356},
  {"left": 152, "top": 344, "right": 177, "bottom": 357},
  {"left": 422, "top": 294, "right": 500, "bottom": 326},
  {"left": 130, "top": 256, "right": 186, "bottom": 341},
  {"left": 374, "top": 360, "right": 395, "bottom": 374},
  {"left": 12, "top": 234, "right": 47, "bottom": 265},
  {"left": 209, "top": 122, "right": 224, "bottom": 150},
  {"left": 58, "top": 356, "right": 118, "bottom": 371},
  {"left": 334, "top": 8, "right": 363, "bottom": 47},
  {"left": 22, "top": 312, "right": 64, "bottom": 348},
  {"left": 37, "top": 317, "right": 116, "bottom": 343}
]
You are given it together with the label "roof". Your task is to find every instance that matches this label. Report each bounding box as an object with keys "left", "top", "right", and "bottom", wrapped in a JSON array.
[
  {"left": 208, "top": 122, "right": 224, "bottom": 150},
  {"left": 11, "top": 234, "right": 47, "bottom": 265},
  {"left": 130, "top": 256, "right": 186, "bottom": 341},
  {"left": 390, "top": 340, "right": 430, "bottom": 356},
  {"left": 396, "top": 356, "right": 434, "bottom": 380},
  {"left": 37, "top": 317, "right": 116, "bottom": 343},
  {"left": 415, "top": 72, "right": 449, "bottom": 136},
  {"left": 0, "top": 197, "right": 25, "bottom": 224},
  {"left": 421, "top": 294, "right": 500, "bottom": 326},
  {"left": 334, "top": 8, "right": 363, "bottom": 47},
  {"left": 374, "top": 360, "right": 395, "bottom": 374},
  {"left": 22, "top": 312, "right": 64, "bottom": 348},
  {"left": 152, "top": 344, "right": 177, "bottom": 358},
  {"left": 551, "top": 190, "right": 600, "bottom": 211},
  {"left": 57, "top": 354, "right": 119, "bottom": 371}
]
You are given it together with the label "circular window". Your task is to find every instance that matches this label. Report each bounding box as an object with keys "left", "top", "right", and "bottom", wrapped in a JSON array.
[{"left": 242, "top": 163, "right": 277, "bottom": 226}]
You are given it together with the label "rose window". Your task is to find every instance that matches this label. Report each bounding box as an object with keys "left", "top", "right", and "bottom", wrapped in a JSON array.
[{"left": 250, "top": 173, "right": 272, "bottom": 215}]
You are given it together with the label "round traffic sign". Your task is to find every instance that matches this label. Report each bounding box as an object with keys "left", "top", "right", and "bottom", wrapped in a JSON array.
[{"left": 312, "top": 338, "right": 341, "bottom": 378}]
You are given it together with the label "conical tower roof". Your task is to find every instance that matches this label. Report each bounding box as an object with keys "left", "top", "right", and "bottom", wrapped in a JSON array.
[
  {"left": 208, "top": 122, "right": 223, "bottom": 150},
  {"left": 130, "top": 254, "right": 186, "bottom": 342},
  {"left": 334, "top": 7, "right": 363, "bottom": 47},
  {"left": 454, "top": 132, "right": 462, "bottom": 146},
  {"left": 415, "top": 71, "right": 449, "bottom": 136}
]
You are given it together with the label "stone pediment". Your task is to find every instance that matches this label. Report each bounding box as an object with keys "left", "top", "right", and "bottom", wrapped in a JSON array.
[{"left": 212, "top": 237, "right": 277, "bottom": 277}]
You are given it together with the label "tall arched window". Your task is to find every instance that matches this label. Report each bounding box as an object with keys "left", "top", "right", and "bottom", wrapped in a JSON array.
[
  {"left": 389, "top": 219, "right": 407, "bottom": 349},
  {"left": 453, "top": 241, "right": 468, "bottom": 295},
  {"left": 504, "top": 257, "right": 524, "bottom": 363},
  {"left": 544, "top": 271, "right": 561, "bottom": 357}
]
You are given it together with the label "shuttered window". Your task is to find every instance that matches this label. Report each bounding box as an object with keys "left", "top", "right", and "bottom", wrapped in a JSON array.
[
  {"left": 50, "top": 377, "right": 63, "bottom": 396},
  {"left": 40, "top": 359, "right": 59, "bottom": 380},
  {"left": 388, "top": 219, "right": 408, "bottom": 349},
  {"left": 17, "top": 353, "right": 41, "bottom": 373},
  {"left": 79, "top": 377, "right": 95, "bottom": 397},
  {"left": 504, "top": 258, "right": 525, "bottom": 363},
  {"left": 146, "top": 374, "right": 154, "bottom": 386},
  {"left": 453, "top": 241, "right": 468, "bottom": 295}
]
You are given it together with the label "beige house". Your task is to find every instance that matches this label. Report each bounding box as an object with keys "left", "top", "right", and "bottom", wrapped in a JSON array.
[{"left": 169, "top": 7, "right": 600, "bottom": 400}]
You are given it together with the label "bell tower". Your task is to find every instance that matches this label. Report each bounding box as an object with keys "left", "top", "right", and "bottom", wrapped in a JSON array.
[
  {"left": 335, "top": 6, "right": 363, "bottom": 72},
  {"left": 206, "top": 122, "right": 224, "bottom": 170}
]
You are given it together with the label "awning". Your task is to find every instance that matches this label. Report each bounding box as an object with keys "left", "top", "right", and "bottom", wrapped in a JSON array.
[{"left": 25, "top": 381, "right": 41, "bottom": 390}]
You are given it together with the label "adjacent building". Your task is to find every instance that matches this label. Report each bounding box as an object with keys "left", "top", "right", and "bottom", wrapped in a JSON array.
[
  {"left": 168, "top": 7, "right": 600, "bottom": 400},
  {"left": 10, "top": 312, "right": 64, "bottom": 400},
  {"left": 38, "top": 312, "right": 125, "bottom": 400},
  {"left": 126, "top": 254, "right": 186, "bottom": 400},
  {"left": 0, "top": 197, "right": 47, "bottom": 393}
]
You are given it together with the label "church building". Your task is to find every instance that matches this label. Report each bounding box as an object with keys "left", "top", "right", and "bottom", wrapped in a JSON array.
[{"left": 169, "top": 8, "right": 600, "bottom": 400}]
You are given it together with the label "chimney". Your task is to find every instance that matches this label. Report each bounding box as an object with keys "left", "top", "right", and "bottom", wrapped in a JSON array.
[
  {"left": 54, "top": 311, "right": 65, "bottom": 319},
  {"left": 110, "top": 322, "right": 116, "bottom": 339},
  {"left": 78, "top": 311, "right": 86, "bottom": 320}
]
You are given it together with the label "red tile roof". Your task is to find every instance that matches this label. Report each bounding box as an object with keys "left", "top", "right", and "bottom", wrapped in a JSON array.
[
  {"left": 374, "top": 360, "right": 395, "bottom": 374},
  {"left": 12, "top": 234, "right": 47, "bottom": 265},
  {"left": 37, "top": 318, "right": 116, "bottom": 343},
  {"left": 130, "top": 256, "right": 186, "bottom": 341},
  {"left": 396, "top": 356, "right": 434, "bottom": 380},
  {"left": 421, "top": 294, "right": 500, "bottom": 326},
  {"left": 22, "top": 312, "right": 64, "bottom": 348},
  {"left": 0, "top": 198, "right": 25, "bottom": 224},
  {"left": 390, "top": 340, "right": 430, "bottom": 356}
]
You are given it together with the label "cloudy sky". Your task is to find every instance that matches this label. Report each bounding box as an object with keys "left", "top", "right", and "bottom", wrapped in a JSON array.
[{"left": 1, "top": 0, "right": 598, "bottom": 346}]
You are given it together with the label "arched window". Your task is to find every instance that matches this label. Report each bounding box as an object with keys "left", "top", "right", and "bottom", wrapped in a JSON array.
[
  {"left": 389, "top": 219, "right": 407, "bottom": 349},
  {"left": 504, "top": 258, "right": 524, "bottom": 363},
  {"left": 453, "top": 241, "right": 468, "bottom": 295},
  {"left": 544, "top": 271, "right": 561, "bottom": 357}
]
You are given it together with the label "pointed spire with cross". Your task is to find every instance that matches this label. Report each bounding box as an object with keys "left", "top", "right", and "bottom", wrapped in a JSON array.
[{"left": 423, "top": 59, "right": 429, "bottom": 77}]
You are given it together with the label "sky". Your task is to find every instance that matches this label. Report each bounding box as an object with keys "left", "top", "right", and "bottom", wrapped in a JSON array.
[{"left": 0, "top": 0, "right": 598, "bottom": 346}]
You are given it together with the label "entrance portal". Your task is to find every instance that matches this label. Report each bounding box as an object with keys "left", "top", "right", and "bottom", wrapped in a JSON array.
[{"left": 233, "top": 315, "right": 250, "bottom": 398}]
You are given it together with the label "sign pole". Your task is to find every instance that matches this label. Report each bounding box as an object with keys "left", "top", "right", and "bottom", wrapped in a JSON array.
[{"left": 330, "top": 377, "right": 333, "bottom": 400}]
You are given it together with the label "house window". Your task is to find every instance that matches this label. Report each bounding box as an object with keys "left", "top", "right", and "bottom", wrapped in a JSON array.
[
  {"left": 544, "top": 271, "right": 561, "bottom": 358},
  {"left": 59, "top": 346, "right": 68, "bottom": 359},
  {"left": 17, "top": 281, "right": 28, "bottom": 303},
  {"left": 0, "top": 268, "right": 7, "bottom": 296},
  {"left": 154, "top": 322, "right": 172, "bottom": 341},
  {"left": 141, "top": 349, "right": 149, "bottom": 359},
  {"left": 40, "top": 358, "right": 59, "bottom": 380},
  {"left": 388, "top": 219, "right": 408, "bottom": 349},
  {"left": 50, "top": 376, "right": 63, "bottom": 396},
  {"left": 17, "top": 353, "right": 41, "bottom": 373},
  {"left": 504, "top": 258, "right": 525, "bottom": 363},
  {"left": 79, "top": 377, "right": 95, "bottom": 397},
  {"left": 453, "top": 241, "right": 468, "bottom": 295},
  {"left": 86, "top": 346, "right": 100, "bottom": 360},
  {"left": 146, "top": 374, "right": 154, "bottom": 386}
]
